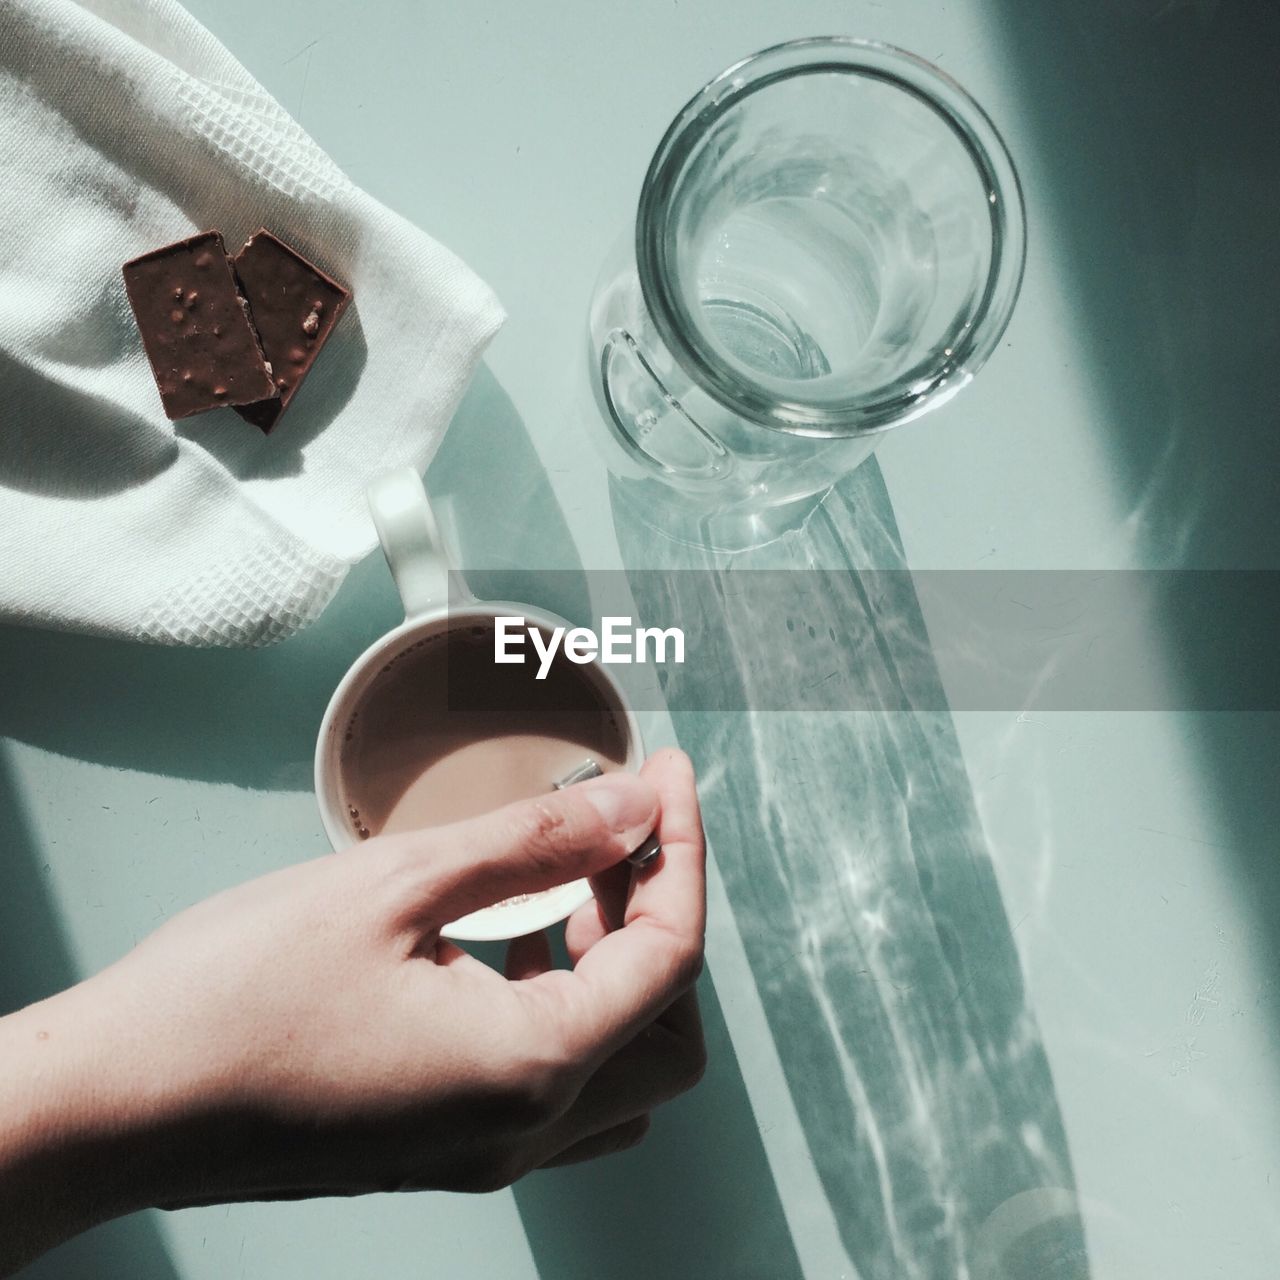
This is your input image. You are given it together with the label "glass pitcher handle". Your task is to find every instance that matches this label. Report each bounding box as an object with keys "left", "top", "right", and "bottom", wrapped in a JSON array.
[{"left": 600, "top": 329, "right": 732, "bottom": 482}]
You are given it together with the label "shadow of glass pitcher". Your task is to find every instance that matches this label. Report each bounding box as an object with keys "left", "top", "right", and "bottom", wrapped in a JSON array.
[{"left": 589, "top": 38, "right": 1026, "bottom": 551}]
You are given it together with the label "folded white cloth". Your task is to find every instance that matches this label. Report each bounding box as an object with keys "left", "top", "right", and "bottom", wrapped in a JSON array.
[{"left": 0, "top": 0, "right": 503, "bottom": 646}]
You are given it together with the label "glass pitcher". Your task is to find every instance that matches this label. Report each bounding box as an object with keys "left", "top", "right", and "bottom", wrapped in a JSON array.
[{"left": 588, "top": 38, "right": 1026, "bottom": 549}]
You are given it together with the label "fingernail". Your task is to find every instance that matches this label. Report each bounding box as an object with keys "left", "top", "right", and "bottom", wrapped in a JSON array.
[{"left": 578, "top": 773, "right": 657, "bottom": 835}]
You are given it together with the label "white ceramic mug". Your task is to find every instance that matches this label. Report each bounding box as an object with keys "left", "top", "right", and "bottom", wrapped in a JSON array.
[{"left": 313, "top": 467, "right": 645, "bottom": 942}]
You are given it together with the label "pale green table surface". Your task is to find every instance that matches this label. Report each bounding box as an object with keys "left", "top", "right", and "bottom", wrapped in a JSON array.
[{"left": 3, "top": 2, "right": 1278, "bottom": 1278}]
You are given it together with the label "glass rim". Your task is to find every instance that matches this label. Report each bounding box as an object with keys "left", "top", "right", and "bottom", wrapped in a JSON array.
[{"left": 634, "top": 37, "right": 1028, "bottom": 439}]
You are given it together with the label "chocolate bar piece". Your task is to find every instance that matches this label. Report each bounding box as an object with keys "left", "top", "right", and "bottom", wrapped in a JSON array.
[
  {"left": 232, "top": 229, "right": 351, "bottom": 431},
  {"left": 122, "top": 231, "right": 275, "bottom": 420}
]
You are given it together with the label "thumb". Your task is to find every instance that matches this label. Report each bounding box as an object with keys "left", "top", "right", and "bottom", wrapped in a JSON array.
[{"left": 388, "top": 772, "right": 659, "bottom": 928}]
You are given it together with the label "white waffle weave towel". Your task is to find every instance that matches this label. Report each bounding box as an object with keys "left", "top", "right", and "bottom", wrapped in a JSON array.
[{"left": 0, "top": 0, "right": 504, "bottom": 646}]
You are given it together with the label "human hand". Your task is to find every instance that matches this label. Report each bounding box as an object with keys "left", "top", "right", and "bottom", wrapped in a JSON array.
[{"left": 0, "top": 749, "right": 706, "bottom": 1271}]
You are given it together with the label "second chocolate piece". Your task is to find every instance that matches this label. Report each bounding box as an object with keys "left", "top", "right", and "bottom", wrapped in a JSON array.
[{"left": 232, "top": 229, "right": 351, "bottom": 431}]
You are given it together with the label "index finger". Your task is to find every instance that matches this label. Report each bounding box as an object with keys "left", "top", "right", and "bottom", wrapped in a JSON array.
[{"left": 530, "top": 748, "right": 706, "bottom": 1059}]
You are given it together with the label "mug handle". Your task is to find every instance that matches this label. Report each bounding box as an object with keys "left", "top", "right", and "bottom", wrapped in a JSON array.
[{"left": 366, "top": 468, "right": 469, "bottom": 619}]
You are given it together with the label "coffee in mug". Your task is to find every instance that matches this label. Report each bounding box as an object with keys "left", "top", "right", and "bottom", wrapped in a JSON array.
[{"left": 336, "top": 617, "right": 630, "bottom": 841}]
